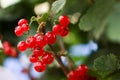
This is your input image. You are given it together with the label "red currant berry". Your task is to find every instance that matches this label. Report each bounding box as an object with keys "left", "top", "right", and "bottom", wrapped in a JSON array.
[
  {"left": 3, "top": 41, "right": 11, "bottom": 47},
  {"left": 33, "top": 46, "right": 44, "bottom": 57},
  {"left": 18, "top": 18, "right": 28, "bottom": 26},
  {"left": 45, "top": 31, "right": 56, "bottom": 44},
  {"left": 67, "top": 70, "right": 79, "bottom": 80},
  {"left": 42, "top": 52, "right": 54, "bottom": 64},
  {"left": 26, "top": 36, "right": 36, "bottom": 48},
  {"left": 59, "top": 15, "right": 70, "bottom": 26},
  {"left": 76, "top": 64, "right": 88, "bottom": 76},
  {"left": 21, "top": 24, "right": 30, "bottom": 32},
  {"left": 29, "top": 54, "right": 38, "bottom": 63},
  {"left": 3, "top": 41, "right": 11, "bottom": 55},
  {"left": 52, "top": 24, "right": 62, "bottom": 35},
  {"left": 3, "top": 46, "right": 11, "bottom": 55},
  {"left": 17, "top": 41, "right": 27, "bottom": 52},
  {"left": 77, "top": 76, "right": 85, "bottom": 80},
  {"left": 34, "top": 61, "right": 46, "bottom": 72},
  {"left": 10, "top": 47, "right": 18, "bottom": 57},
  {"left": 15, "top": 26, "right": 24, "bottom": 36},
  {"left": 35, "top": 34, "right": 47, "bottom": 48},
  {"left": 59, "top": 27, "right": 69, "bottom": 37}
]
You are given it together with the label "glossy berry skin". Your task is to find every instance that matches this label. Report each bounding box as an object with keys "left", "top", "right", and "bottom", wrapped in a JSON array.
[
  {"left": 76, "top": 64, "right": 88, "bottom": 76},
  {"left": 15, "top": 26, "right": 24, "bottom": 36},
  {"left": 29, "top": 54, "right": 38, "bottom": 63},
  {"left": 59, "top": 15, "right": 70, "bottom": 26},
  {"left": 33, "top": 46, "right": 44, "bottom": 57},
  {"left": 17, "top": 41, "right": 27, "bottom": 52},
  {"left": 3, "top": 41, "right": 11, "bottom": 55},
  {"left": 45, "top": 31, "right": 56, "bottom": 44},
  {"left": 67, "top": 70, "right": 79, "bottom": 80},
  {"left": 34, "top": 61, "right": 46, "bottom": 72},
  {"left": 59, "top": 27, "right": 69, "bottom": 37},
  {"left": 26, "top": 36, "right": 36, "bottom": 48},
  {"left": 35, "top": 34, "right": 47, "bottom": 48},
  {"left": 21, "top": 24, "right": 29, "bottom": 32},
  {"left": 42, "top": 52, "right": 54, "bottom": 64},
  {"left": 18, "top": 18, "right": 28, "bottom": 26},
  {"left": 52, "top": 24, "right": 62, "bottom": 35}
]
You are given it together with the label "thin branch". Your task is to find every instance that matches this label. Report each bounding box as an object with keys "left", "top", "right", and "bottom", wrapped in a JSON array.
[
  {"left": 57, "top": 36, "right": 66, "bottom": 51},
  {"left": 48, "top": 44, "right": 69, "bottom": 76},
  {"left": 57, "top": 36, "right": 75, "bottom": 70}
]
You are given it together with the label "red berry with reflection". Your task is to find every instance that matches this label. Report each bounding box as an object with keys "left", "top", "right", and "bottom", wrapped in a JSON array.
[
  {"left": 34, "top": 61, "right": 46, "bottom": 72},
  {"left": 33, "top": 46, "right": 44, "bottom": 57},
  {"left": 17, "top": 41, "right": 27, "bottom": 52},
  {"left": 76, "top": 64, "right": 88, "bottom": 76},
  {"left": 29, "top": 54, "right": 38, "bottom": 63},
  {"left": 42, "top": 52, "right": 54, "bottom": 64},
  {"left": 15, "top": 26, "right": 24, "bottom": 36},
  {"left": 21, "top": 24, "right": 29, "bottom": 32},
  {"left": 59, "top": 15, "right": 70, "bottom": 26},
  {"left": 59, "top": 27, "right": 69, "bottom": 37},
  {"left": 45, "top": 31, "right": 56, "bottom": 44},
  {"left": 35, "top": 34, "right": 47, "bottom": 48},
  {"left": 3, "top": 41, "right": 11, "bottom": 55},
  {"left": 18, "top": 18, "right": 28, "bottom": 26},
  {"left": 52, "top": 24, "right": 62, "bottom": 35},
  {"left": 26, "top": 36, "right": 36, "bottom": 48},
  {"left": 67, "top": 70, "right": 79, "bottom": 80}
]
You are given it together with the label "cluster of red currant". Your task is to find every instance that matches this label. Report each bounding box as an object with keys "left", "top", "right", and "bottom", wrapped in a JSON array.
[
  {"left": 67, "top": 65, "right": 97, "bottom": 80},
  {"left": 14, "top": 15, "right": 70, "bottom": 72},
  {"left": 15, "top": 19, "right": 30, "bottom": 36},
  {"left": 52, "top": 15, "right": 70, "bottom": 37},
  {"left": 3, "top": 41, "right": 18, "bottom": 57}
]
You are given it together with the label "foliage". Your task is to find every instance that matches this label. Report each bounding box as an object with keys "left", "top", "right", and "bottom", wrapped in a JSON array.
[
  {"left": 51, "top": 0, "right": 66, "bottom": 14},
  {"left": 93, "top": 54, "right": 120, "bottom": 79}
]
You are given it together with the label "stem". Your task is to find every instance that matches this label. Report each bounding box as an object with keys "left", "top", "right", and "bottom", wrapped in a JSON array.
[
  {"left": 37, "top": 22, "right": 45, "bottom": 34},
  {"left": 48, "top": 44, "right": 69, "bottom": 76},
  {"left": 57, "top": 36, "right": 66, "bottom": 51},
  {"left": 57, "top": 36, "right": 75, "bottom": 70}
]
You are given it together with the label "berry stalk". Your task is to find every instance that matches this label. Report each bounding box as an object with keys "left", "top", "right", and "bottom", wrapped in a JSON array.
[
  {"left": 48, "top": 44, "right": 69, "bottom": 76},
  {"left": 57, "top": 36, "right": 75, "bottom": 70}
]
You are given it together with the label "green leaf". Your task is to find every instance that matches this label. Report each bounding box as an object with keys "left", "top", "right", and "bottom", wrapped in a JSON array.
[
  {"left": 38, "top": 13, "right": 49, "bottom": 22},
  {"left": 106, "top": 3, "right": 120, "bottom": 43},
  {"left": 0, "top": 2, "right": 34, "bottom": 21},
  {"left": 112, "top": 73, "right": 120, "bottom": 80},
  {"left": 51, "top": 0, "right": 66, "bottom": 14},
  {"left": 79, "top": 0, "right": 115, "bottom": 31},
  {"left": 92, "top": 19, "right": 107, "bottom": 39},
  {"left": 93, "top": 54, "right": 120, "bottom": 78},
  {"left": 64, "top": 0, "right": 89, "bottom": 14}
]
